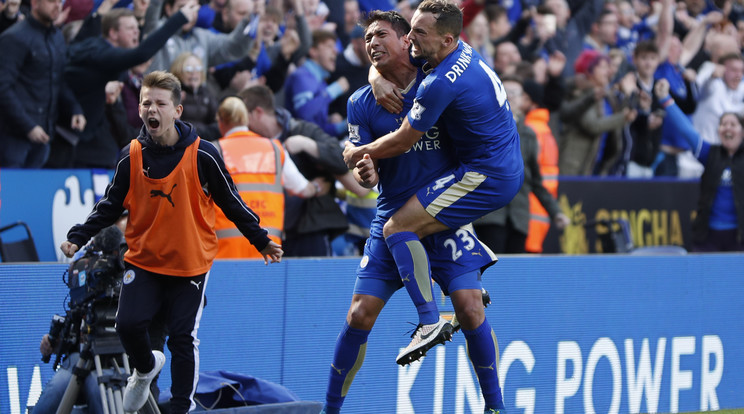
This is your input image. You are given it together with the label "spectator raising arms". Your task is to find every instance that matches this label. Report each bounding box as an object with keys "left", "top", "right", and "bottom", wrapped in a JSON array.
[
  {"left": 284, "top": 29, "right": 349, "bottom": 138},
  {"left": 142, "top": 0, "right": 258, "bottom": 73},
  {"left": 51, "top": 1, "right": 197, "bottom": 169},
  {"left": 655, "top": 79, "right": 744, "bottom": 252},
  {"left": 559, "top": 49, "right": 637, "bottom": 176}
]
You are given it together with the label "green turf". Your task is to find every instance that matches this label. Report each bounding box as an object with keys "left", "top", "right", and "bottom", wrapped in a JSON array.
[{"left": 654, "top": 410, "right": 744, "bottom": 414}]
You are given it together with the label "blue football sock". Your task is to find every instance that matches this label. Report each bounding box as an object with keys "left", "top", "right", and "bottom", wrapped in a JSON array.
[
  {"left": 385, "top": 231, "right": 439, "bottom": 325},
  {"left": 325, "top": 322, "right": 370, "bottom": 412},
  {"left": 322, "top": 405, "right": 340, "bottom": 414},
  {"left": 462, "top": 319, "right": 505, "bottom": 410}
]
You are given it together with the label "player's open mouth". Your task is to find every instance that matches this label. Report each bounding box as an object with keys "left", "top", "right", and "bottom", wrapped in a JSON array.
[{"left": 148, "top": 118, "right": 160, "bottom": 129}]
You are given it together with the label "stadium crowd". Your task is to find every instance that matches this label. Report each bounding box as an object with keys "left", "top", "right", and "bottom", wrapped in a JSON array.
[{"left": 1, "top": 0, "right": 743, "bottom": 254}]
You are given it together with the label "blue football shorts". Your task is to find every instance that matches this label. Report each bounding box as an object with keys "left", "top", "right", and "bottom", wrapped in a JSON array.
[
  {"left": 415, "top": 164, "right": 523, "bottom": 229},
  {"left": 353, "top": 225, "right": 498, "bottom": 302}
]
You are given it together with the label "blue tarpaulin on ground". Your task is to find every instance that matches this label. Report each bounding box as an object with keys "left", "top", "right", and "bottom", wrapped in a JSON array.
[{"left": 160, "top": 370, "right": 299, "bottom": 409}]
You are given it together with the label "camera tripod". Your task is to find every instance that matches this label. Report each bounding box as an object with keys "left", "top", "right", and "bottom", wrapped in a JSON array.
[{"left": 55, "top": 312, "right": 160, "bottom": 414}]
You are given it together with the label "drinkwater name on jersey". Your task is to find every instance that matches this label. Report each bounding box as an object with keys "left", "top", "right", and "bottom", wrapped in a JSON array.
[{"left": 445, "top": 43, "right": 473, "bottom": 83}]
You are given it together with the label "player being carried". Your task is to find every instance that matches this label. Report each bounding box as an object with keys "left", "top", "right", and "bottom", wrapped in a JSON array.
[
  {"left": 343, "top": 0, "right": 523, "bottom": 372},
  {"left": 322, "top": 9, "right": 507, "bottom": 414}
]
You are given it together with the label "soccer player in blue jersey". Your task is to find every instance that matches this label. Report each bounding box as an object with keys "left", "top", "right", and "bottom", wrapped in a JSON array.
[
  {"left": 342, "top": 0, "right": 523, "bottom": 368},
  {"left": 321, "top": 10, "right": 506, "bottom": 414}
]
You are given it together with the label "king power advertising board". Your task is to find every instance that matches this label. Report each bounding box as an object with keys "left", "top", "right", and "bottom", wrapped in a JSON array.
[{"left": 1, "top": 256, "right": 742, "bottom": 414}]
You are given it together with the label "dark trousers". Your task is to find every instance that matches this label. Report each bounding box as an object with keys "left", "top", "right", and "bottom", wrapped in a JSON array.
[
  {"left": 116, "top": 264, "right": 207, "bottom": 414},
  {"left": 475, "top": 221, "right": 527, "bottom": 254},
  {"left": 692, "top": 228, "right": 744, "bottom": 252},
  {"left": 283, "top": 231, "right": 332, "bottom": 257},
  {"left": 44, "top": 136, "right": 76, "bottom": 168},
  {"left": 0, "top": 134, "right": 50, "bottom": 168}
]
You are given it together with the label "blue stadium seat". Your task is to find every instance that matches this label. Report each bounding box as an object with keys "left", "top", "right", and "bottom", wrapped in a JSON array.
[{"left": 0, "top": 221, "right": 39, "bottom": 262}]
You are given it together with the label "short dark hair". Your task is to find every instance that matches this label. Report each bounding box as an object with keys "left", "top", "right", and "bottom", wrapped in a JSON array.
[
  {"left": 720, "top": 111, "right": 744, "bottom": 128},
  {"left": 311, "top": 29, "right": 337, "bottom": 48},
  {"left": 633, "top": 39, "right": 658, "bottom": 57},
  {"left": 535, "top": 4, "right": 553, "bottom": 16},
  {"left": 719, "top": 52, "right": 744, "bottom": 65},
  {"left": 499, "top": 74, "right": 524, "bottom": 84},
  {"left": 522, "top": 78, "right": 545, "bottom": 108},
  {"left": 484, "top": 4, "right": 506, "bottom": 23},
  {"left": 594, "top": 9, "right": 615, "bottom": 25},
  {"left": 141, "top": 71, "right": 182, "bottom": 106},
  {"left": 163, "top": 0, "right": 177, "bottom": 16},
  {"left": 363, "top": 10, "right": 411, "bottom": 38},
  {"left": 102, "top": 8, "right": 135, "bottom": 37},
  {"left": 263, "top": 6, "right": 282, "bottom": 23},
  {"left": 417, "top": 0, "right": 463, "bottom": 37},
  {"left": 238, "top": 84, "right": 276, "bottom": 114}
]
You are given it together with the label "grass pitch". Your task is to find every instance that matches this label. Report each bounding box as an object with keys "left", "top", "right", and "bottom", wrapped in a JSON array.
[{"left": 658, "top": 410, "right": 744, "bottom": 414}]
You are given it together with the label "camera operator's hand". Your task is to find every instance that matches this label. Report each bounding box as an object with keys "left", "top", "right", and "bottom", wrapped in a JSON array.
[
  {"left": 60, "top": 241, "right": 79, "bottom": 258},
  {"left": 40, "top": 334, "right": 54, "bottom": 358}
]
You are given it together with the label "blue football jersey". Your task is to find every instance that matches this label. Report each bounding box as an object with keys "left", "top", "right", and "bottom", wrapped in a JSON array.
[
  {"left": 408, "top": 41, "right": 523, "bottom": 179},
  {"left": 347, "top": 70, "right": 456, "bottom": 237}
]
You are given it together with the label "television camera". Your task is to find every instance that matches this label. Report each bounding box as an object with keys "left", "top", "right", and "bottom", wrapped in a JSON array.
[
  {"left": 44, "top": 225, "right": 126, "bottom": 369},
  {"left": 41, "top": 225, "right": 160, "bottom": 414}
]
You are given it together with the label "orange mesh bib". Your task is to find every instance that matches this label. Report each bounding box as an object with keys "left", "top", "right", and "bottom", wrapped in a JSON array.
[{"left": 123, "top": 138, "right": 218, "bottom": 275}]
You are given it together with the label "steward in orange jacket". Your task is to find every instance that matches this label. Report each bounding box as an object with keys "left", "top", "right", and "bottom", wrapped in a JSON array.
[
  {"left": 214, "top": 128, "right": 286, "bottom": 258},
  {"left": 524, "top": 107, "right": 560, "bottom": 253}
]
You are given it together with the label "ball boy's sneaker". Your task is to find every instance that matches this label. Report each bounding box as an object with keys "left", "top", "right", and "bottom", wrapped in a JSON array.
[{"left": 123, "top": 350, "right": 166, "bottom": 412}]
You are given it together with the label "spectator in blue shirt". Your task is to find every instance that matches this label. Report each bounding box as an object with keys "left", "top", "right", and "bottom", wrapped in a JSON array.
[
  {"left": 284, "top": 29, "right": 349, "bottom": 138},
  {"left": 656, "top": 78, "right": 744, "bottom": 252}
]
